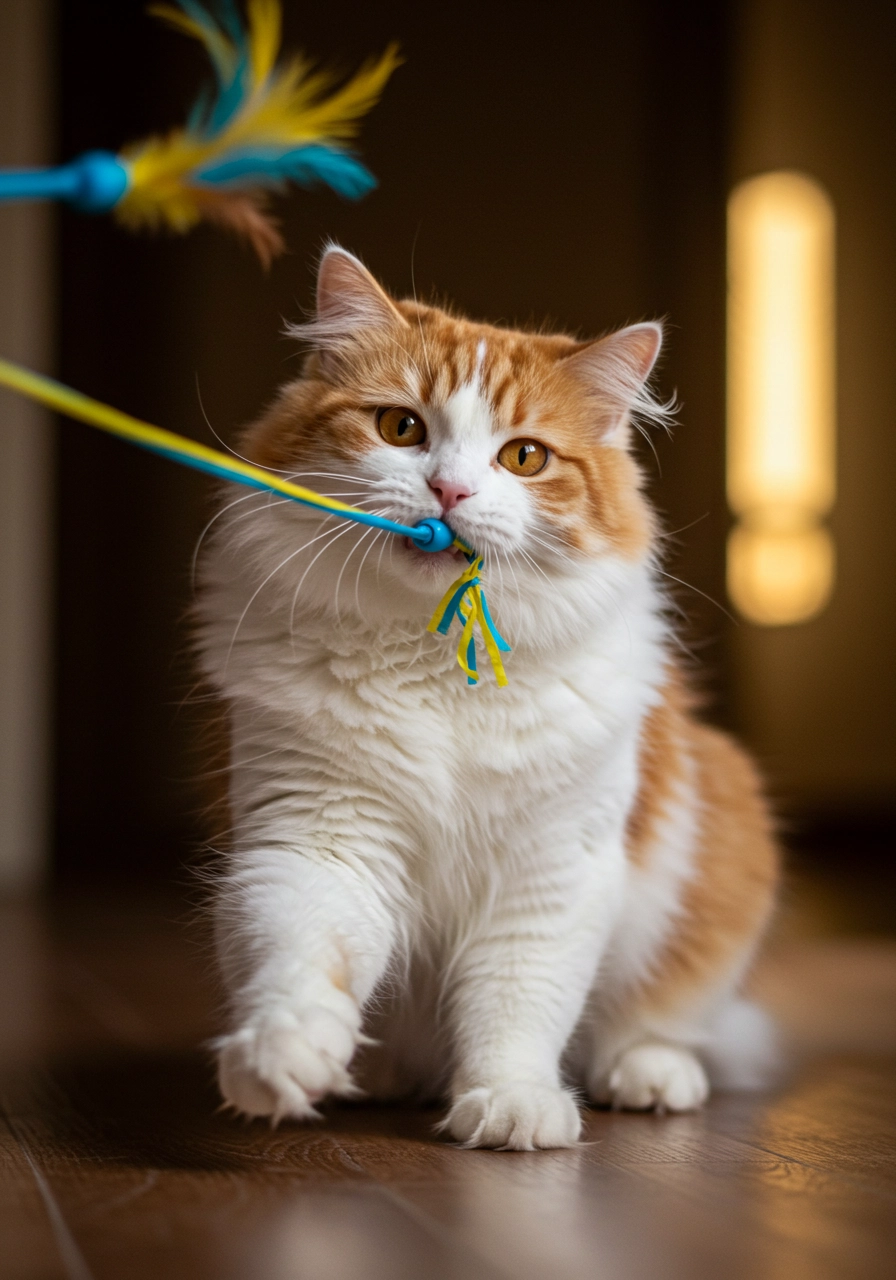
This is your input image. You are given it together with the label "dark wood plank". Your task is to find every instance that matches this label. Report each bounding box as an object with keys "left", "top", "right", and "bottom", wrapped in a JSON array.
[
  {"left": 45, "top": 1177, "right": 506, "bottom": 1280},
  {"left": 2, "top": 891, "right": 896, "bottom": 1279},
  {"left": 0, "top": 1114, "right": 72, "bottom": 1280}
]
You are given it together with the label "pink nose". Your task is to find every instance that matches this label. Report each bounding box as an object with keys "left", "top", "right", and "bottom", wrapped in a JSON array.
[{"left": 428, "top": 478, "right": 473, "bottom": 513}]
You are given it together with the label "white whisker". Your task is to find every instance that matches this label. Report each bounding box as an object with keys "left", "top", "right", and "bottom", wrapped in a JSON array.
[
  {"left": 194, "top": 378, "right": 265, "bottom": 469},
  {"left": 375, "top": 526, "right": 391, "bottom": 585},
  {"left": 529, "top": 526, "right": 574, "bottom": 554},
  {"left": 353, "top": 528, "right": 386, "bottom": 623},
  {"left": 224, "top": 535, "right": 323, "bottom": 675},
  {"left": 526, "top": 532, "right": 576, "bottom": 567},
  {"left": 655, "top": 511, "right": 710, "bottom": 542},
  {"left": 332, "top": 516, "right": 387, "bottom": 628},
  {"left": 656, "top": 570, "right": 736, "bottom": 622},
  {"left": 516, "top": 544, "right": 553, "bottom": 586},
  {"left": 501, "top": 547, "right": 524, "bottom": 621},
  {"left": 409, "top": 228, "right": 436, "bottom": 390},
  {"left": 191, "top": 489, "right": 274, "bottom": 591},
  {"left": 283, "top": 469, "right": 378, "bottom": 487},
  {"left": 288, "top": 519, "right": 358, "bottom": 641}
]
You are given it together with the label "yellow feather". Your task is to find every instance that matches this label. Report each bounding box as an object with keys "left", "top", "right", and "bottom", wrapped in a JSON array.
[
  {"left": 247, "top": 0, "right": 281, "bottom": 87},
  {"left": 116, "top": 4, "right": 400, "bottom": 258},
  {"left": 276, "top": 46, "right": 402, "bottom": 141},
  {"left": 147, "top": 4, "right": 238, "bottom": 83}
]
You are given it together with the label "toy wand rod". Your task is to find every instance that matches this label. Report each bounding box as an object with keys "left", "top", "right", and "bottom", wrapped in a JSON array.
[
  {"left": 0, "top": 357, "right": 510, "bottom": 685},
  {"left": 0, "top": 358, "right": 454, "bottom": 552},
  {"left": 0, "top": 153, "right": 130, "bottom": 212}
]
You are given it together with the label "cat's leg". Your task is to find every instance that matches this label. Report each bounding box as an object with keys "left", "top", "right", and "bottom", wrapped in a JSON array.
[
  {"left": 444, "top": 847, "right": 623, "bottom": 1151},
  {"left": 583, "top": 984, "right": 777, "bottom": 1113},
  {"left": 582, "top": 723, "right": 779, "bottom": 1113},
  {"left": 214, "top": 840, "right": 399, "bottom": 1122},
  {"left": 585, "top": 1024, "right": 711, "bottom": 1113}
]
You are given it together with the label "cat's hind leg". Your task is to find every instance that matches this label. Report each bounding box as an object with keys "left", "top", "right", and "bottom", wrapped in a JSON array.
[
  {"left": 594, "top": 1041, "right": 710, "bottom": 1112},
  {"left": 583, "top": 996, "right": 778, "bottom": 1113},
  {"left": 580, "top": 721, "right": 779, "bottom": 1113}
]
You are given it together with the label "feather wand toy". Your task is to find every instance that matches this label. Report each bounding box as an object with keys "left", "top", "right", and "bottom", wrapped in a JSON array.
[
  {"left": 0, "top": 0, "right": 400, "bottom": 262},
  {"left": 0, "top": 359, "right": 511, "bottom": 687}
]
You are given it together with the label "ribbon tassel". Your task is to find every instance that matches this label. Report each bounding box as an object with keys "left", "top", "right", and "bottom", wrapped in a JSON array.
[{"left": 427, "top": 545, "right": 511, "bottom": 687}]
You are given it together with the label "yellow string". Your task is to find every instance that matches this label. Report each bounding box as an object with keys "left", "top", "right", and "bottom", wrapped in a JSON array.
[
  {"left": 426, "top": 552, "right": 509, "bottom": 687},
  {"left": 0, "top": 356, "right": 510, "bottom": 688},
  {"left": 477, "top": 594, "right": 509, "bottom": 688},
  {"left": 0, "top": 359, "right": 376, "bottom": 522},
  {"left": 427, "top": 557, "right": 480, "bottom": 632}
]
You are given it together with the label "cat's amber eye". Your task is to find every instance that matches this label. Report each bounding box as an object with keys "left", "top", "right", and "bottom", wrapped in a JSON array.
[
  {"left": 377, "top": 407, "right": 427, "bottom": 447},
  {"left": 497, "top": 438, "right": 550, "bottom": 477}
]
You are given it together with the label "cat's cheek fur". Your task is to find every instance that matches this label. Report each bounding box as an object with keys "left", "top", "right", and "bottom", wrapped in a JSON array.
[{"left": 196, "top": 248, "right": 780, "bottom": 1149}]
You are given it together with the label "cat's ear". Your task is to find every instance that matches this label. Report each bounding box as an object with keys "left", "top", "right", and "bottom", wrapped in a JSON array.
[
  {"left": 562, "top": 322, "right": 665, "bottom": 446},
  {"left": 315, "top": 246, "right": 408, "bottom": 335}
]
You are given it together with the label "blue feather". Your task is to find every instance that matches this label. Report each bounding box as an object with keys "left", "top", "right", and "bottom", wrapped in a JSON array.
[
  {"left": 196, "top": 145, "right": 378, "bottom": 199},
  {"left": 213, "top": 0, "right": 245, "bottom": 46},
  {"left": 171, "top": 0, "right": 250, "bottom": 130},
  {"left": 207, "top": 53, "right": 250, "bottom": 131}
]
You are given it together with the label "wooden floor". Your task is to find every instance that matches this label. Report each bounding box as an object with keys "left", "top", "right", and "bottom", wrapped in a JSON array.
[{"left": 2, "top": 883, "right": 895, "bottom": 1280}]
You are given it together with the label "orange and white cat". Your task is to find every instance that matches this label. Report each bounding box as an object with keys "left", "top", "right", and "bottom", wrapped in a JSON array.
[{"left": 196, "top": 247, "right": 779, "bottom": 1149}]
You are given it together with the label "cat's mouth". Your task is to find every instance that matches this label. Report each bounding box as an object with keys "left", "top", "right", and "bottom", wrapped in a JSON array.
[{"left": 402, "top": 536, "right": 466, "bottom": 568}]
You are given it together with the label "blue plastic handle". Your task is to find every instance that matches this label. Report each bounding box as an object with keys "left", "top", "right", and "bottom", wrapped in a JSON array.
[{"left": 0, "top": 151, "right": 129, "bottom": 212}]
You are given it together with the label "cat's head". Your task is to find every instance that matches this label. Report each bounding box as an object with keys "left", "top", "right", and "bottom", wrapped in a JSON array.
[{"left": 234, "top": 247, "right": 669, "bottom": 635}]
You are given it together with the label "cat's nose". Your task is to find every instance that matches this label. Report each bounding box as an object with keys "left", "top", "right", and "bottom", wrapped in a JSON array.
[{"left": 427, "top": 478, "right": 474, "bottom": 513}]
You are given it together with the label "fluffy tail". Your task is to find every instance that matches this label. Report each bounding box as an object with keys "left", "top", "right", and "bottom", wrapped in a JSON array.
[{"left": 703, "top": 998, "right": 780, "bottom": 1090}]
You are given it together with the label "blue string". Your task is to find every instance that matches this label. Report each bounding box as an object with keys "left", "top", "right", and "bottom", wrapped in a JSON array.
[
  {"left": 466, "top": 635, "right": 478, "bottom": 685},
  {"left": 478, "top": 590, "right": 512, "bottom": 653},
  {"left": 434, "top": 578, "right": 479, "bottom": 636}
]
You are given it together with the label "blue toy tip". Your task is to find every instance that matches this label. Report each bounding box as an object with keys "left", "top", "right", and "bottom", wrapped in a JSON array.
[
  {"left": 70, "top": 151, "right": 131, "bottom": 212},
  {"left": 0, "top": 150, "right": 129, "bottom": 213},
  {"left": 411, "top": 518, "right": 455, "bottom": 552}
]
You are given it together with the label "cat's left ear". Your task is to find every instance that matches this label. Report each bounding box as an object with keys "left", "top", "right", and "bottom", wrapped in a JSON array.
[
  {"left": 315, "top": 246, "right": 408, "bottom": 335},
  {"left": 561, "top": 322, "right": 664, "bottom": 446}
]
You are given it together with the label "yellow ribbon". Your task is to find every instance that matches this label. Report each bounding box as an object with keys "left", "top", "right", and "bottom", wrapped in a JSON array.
[{"left": 427, "top": 549, "right": 510, "bottom": 687}]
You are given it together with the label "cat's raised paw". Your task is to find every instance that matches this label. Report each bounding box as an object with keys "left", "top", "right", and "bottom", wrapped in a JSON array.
[
  {"left": 446, "top": 1083, "right": 582, "bottom": 1150},
  {"left": 604, "top": 1044, "right": 709, "bottom": 1112},
  {"left": 216, "top": 999, "right": 360, "bottom": 1123}
]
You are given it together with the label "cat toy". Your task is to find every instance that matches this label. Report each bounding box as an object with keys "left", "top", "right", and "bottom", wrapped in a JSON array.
[
  {"left": 0, "top": 359, "right": 511, "bottom": 687},
  {"left": 0, "top": 0, "right": 400, "bottom": 262},
  {"left": 0, "top": 1, "right": 508, "bottom": 682}
]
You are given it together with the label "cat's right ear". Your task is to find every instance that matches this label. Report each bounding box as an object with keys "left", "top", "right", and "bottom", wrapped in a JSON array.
[{"left": 315, "top": 246, "right": 408, "bottom": 336}]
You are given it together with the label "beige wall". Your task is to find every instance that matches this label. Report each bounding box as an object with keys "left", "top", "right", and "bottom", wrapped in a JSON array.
[
  {"left": 0, "top": 0, "right": 54, "bottom": 892},
  {"left": 730, "top": 0, "right": 896, "bottom": 814}
]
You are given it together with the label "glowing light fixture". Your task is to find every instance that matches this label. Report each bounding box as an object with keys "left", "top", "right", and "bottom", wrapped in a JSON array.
[{"left": 727, "top": 171, "right": 836, "bottom": 625}]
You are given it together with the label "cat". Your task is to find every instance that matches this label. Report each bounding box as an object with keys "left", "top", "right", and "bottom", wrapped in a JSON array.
[{"left": 195, "top": 246, "right": 779, "bottom": 1150}]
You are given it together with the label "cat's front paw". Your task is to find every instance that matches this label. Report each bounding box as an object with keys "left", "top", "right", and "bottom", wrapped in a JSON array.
[
  {"left": 446, "top": 1083, "right": 582, "bottom": 1150},
  {"left": 216, "top": 997, "right": 361, "bottom": 1123},
  {"left": 601, "top": 1044, "right": 709, "bottom": 1112}
]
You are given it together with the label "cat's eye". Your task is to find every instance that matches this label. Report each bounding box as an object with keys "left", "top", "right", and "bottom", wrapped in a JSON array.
[
  {"left": 497, "top": 438, "right": 550, "bottom": 477},
  {"left": 377, "top": 407, "right": 427, "bottom": 447}
]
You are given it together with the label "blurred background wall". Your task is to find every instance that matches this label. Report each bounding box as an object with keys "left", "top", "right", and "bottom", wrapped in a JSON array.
[
  {"left": 730, "top": 0, "right": 896, "bottom": 835},
  {"left": 0, "top": 0, "right": 891, "bottom": 887},
  {"left": 0, "top": 0, "right": 54, "bottom": 893}
]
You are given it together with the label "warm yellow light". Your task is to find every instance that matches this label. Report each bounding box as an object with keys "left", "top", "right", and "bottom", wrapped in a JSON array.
[
  {"left": 727, "top": 171, "right": 836, "bottom": 625},
  {"left": 727, "top": 522, "right": 834, "bottom": 626}
]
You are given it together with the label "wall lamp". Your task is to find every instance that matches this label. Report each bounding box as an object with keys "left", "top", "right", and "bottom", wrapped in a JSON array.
[{"left": 727, "top": 171, "right": 836, "bottom": 625}]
